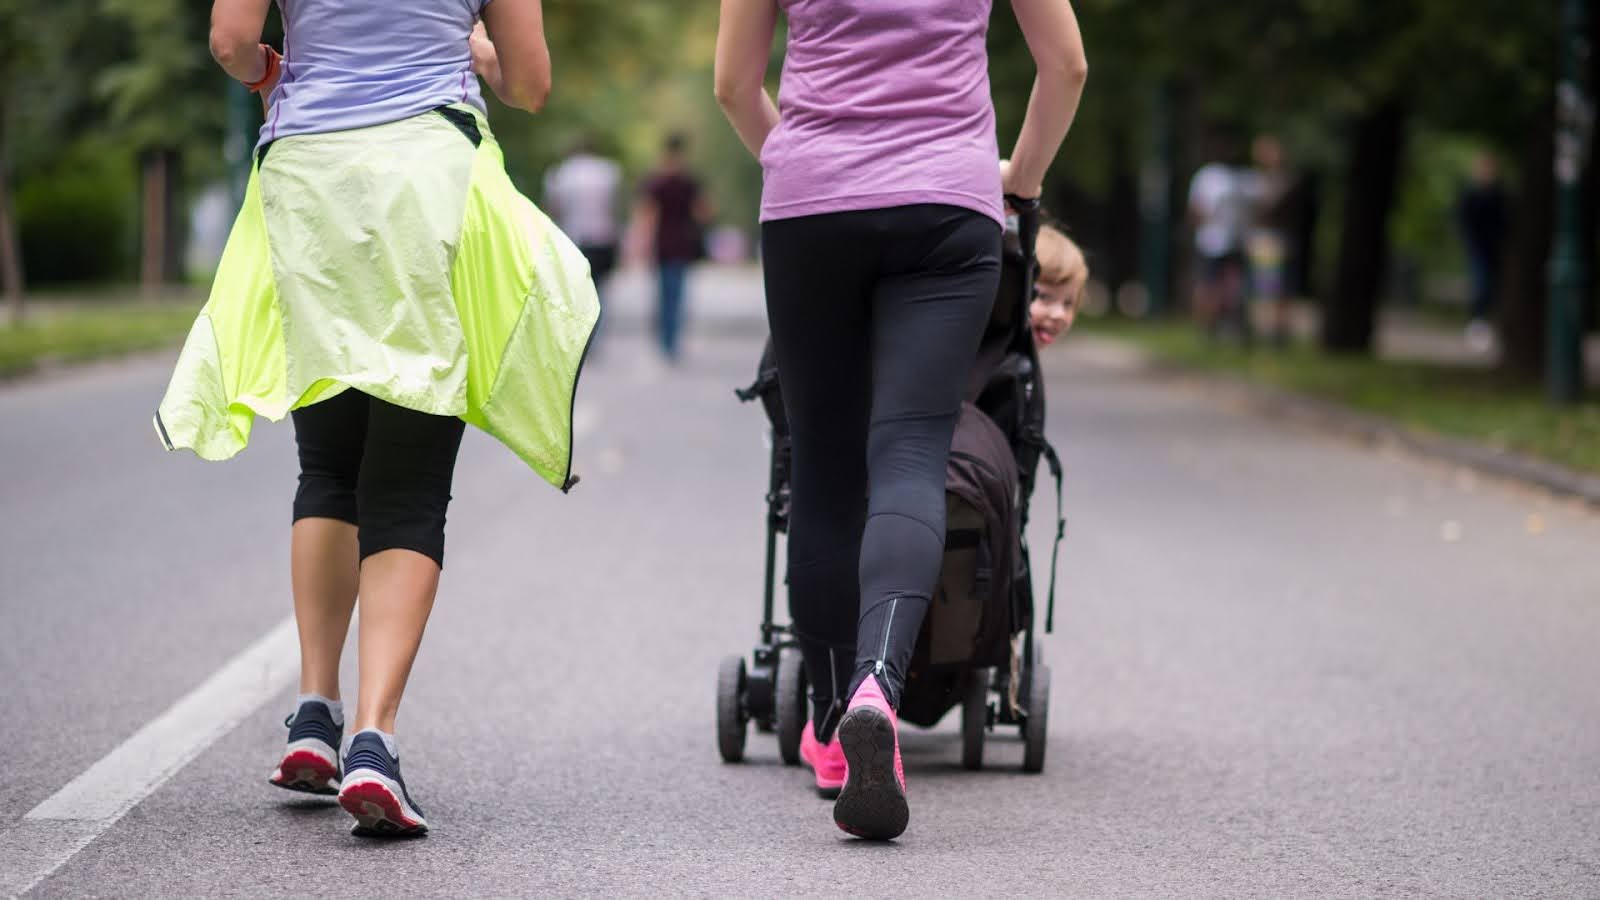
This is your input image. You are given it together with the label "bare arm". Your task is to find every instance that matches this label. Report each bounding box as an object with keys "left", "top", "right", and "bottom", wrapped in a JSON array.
[
  {"left": 479, "top": 0, "right": 552, "bottom": 113},
  {"left": 713, "top": 0, "right": 781, "bottom": 157},
  {"left": 1004, "top": 0, "right": 1089, "bottom": 199},
  {"left": 209, "top": 0, "right": 272, "bottom": 82}
]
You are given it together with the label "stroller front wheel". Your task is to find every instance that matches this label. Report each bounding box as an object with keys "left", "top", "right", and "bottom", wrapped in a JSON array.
[
  {"left": 960, "top": 668, "right": 990, "bottom": 771},
  {"left": 774, "top": 647, "right": 807, "bottom": 766},
  {"left": 716, "top": 655, "right": 749, "bottom": 763},
  {"left": 1021, "top": 661, "right": 1051, "bottom": 773}
]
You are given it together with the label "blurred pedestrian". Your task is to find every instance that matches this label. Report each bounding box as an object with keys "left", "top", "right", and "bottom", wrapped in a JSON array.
[
  {"left": 545, "top": 138, "right": 623, "bottom": 350},
  {"left": 1458, "top": 151, "right": 1508, "bottom": 351},
  {"left": 636, "top": 134, "right": 708, "bottom": 362},
  {"left": 716, "top": 0, "right": 1086, "bottom": 840},
  {"left": 157, "top": 0, "right": 596, "bottom": 838},
  {"left": 1247, "top": 134, "right": 1294, "bottom": 346},
  {"left": 1188, "top": 137, "right": 1256, "bottom": 340}
]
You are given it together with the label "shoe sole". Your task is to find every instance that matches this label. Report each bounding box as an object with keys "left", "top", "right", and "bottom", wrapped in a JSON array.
[
  {"left": 339, "top": 772, "right": 428, "bottom": 837},
  {"left": 269, "top": 741, "right": 340, "bottom": 796},
  {"left": 833, "top": 707, "right": 908, "bottom": 840}
]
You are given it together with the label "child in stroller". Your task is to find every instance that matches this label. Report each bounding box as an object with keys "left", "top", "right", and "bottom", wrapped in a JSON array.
[
  {"left": 1030, "top": 224, "right": 1090, "bottom": 349},
  {"left": 717, "top": 202, "right": 1069, "bottom": 782}
]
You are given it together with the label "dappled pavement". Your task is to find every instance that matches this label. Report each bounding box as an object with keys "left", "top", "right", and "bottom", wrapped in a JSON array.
[{"left": 2, "top": 266, "right": 1598, "bottom": 896}]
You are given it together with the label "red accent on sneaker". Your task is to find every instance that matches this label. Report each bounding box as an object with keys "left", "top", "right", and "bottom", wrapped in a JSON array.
[
  {"left": 269, "top": 747, "right": 339, "bottom": 793},
  {"left": 338, "top": 778, "right": 425, "bottom": 832}
]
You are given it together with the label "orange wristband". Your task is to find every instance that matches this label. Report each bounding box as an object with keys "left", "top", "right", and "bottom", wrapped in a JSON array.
[{"left": 243, "top": 45, "right": 282, "bottom": 93}]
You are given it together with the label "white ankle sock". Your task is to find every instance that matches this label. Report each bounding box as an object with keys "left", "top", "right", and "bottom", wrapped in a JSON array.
[
  {"left": 354, "top": 727, "right": 398, "bottom": 757},
  {"left": 297, "top": 693, "right": 345, "bottom": 726}
]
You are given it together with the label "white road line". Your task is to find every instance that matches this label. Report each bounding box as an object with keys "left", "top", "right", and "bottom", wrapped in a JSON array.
[
  {"left": 1, "top": 413, "right": 595, "bottom": 898},
  {"left": 0, "top": 617, "right": 298, "bottom": 897}
]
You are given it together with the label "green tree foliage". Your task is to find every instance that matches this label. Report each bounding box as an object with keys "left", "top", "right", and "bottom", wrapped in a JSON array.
[
  {"left": 1, "top": 0, "right": 1579, "bottom": 377},
  {"left": 993, "top": 0, "right": 1566, "bottom": 361},
  {"left": 96, "top": 0, "right": 221, "bottom": 157}
]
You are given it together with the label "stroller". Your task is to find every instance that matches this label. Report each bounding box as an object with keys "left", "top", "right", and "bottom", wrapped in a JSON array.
[{"left": 715, "top": 200, "right": 1065, "bottom": 772}]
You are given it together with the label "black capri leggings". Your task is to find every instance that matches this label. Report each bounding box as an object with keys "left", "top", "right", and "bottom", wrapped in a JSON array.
[
  {"left": 761, "top": 204, "right": 1001, "bottom": 739},
  {"left": 291, "top": 389, "right": 466, "bottom": 568}
]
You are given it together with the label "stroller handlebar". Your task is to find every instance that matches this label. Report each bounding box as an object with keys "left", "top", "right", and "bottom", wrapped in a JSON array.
[{"left": 1004, "top": 194, "right": 1042, "bottom": 266}]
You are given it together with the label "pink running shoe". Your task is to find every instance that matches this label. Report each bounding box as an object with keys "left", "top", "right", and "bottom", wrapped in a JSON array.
[
  {"left": 799, "top": 722, "right": 846, "bottom": 799},
  {"left": 833, "top": 675, "right": 908, "bottom": 840}
]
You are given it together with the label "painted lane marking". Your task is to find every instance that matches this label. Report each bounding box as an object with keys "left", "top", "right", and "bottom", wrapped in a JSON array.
[{"left": 0, "top": 617, "right": 298, "bottom": 897}]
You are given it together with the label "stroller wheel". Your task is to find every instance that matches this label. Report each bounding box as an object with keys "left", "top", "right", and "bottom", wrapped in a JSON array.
[
  {"left": 1021, "top": 662, "right": 1051, "bottom": 773},
  {"left": 774, "top": 647, "right": 807, "bottom": 766},
  {"left": 716, "top": 655, "right": 749, "bottom": 763},
  {"left": 960, "top": 669, "right": 990, "bottom": 771}
]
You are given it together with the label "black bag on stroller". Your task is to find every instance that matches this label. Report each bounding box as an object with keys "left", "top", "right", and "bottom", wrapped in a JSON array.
[{"left": 899, "top": 402, "right": 1020, "bottom": 725}]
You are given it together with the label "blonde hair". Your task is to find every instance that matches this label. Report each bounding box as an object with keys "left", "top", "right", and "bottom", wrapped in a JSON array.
[{"left": 1036, "top": 226, "right": 1088, "bottom": 292}]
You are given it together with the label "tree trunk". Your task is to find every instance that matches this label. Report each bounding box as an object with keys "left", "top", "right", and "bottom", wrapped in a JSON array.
[
  {"left": 1106, "top": 126, "right": 1140, "bottom": 295},
  {"left": 1287, "top": 172, "right": 1323, "bottom": 298},
  {"left": 1500, "top": 98, "right": 1557, "bottom": 379},
  {"left": 1169, "top": 77, "right": 1202, "bottom": 315},
  {"left": 1321, "top": 101, "right": 1407, "bottom": 354},
  {"left": 0, "top": 101, "right": 24, "bottom": 324},
  {"left": 140, "top": 150, "right": 170, "bottom": 292},
  {"left": 1586, "top": 4, "right": 1600, "bottom": 333},
  {"left": 162, "top": 149, "right": 185, "bottom": 284}
]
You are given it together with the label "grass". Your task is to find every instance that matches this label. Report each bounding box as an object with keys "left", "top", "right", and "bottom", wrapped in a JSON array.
[
  {"left": 1082, "top": 316, "right": 1600, "bottom": 475},
  {"left": 1, "top": 299, "right": 200, "bottom": 376}
]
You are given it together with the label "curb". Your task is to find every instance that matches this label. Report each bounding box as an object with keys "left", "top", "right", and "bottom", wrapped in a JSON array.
[{"left": 1082, "top": 336, "right": 1600, "bottom": 510}]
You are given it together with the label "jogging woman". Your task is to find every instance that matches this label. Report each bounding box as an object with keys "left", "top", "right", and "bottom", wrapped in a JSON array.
[
  {"left": 715, "top": 0, "right": 1086, "bottom": 840},
  {"left": 158, "top": 0, "right": 596, "bottom": 836}
]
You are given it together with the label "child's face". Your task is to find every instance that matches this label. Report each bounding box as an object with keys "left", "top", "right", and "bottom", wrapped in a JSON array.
[{"left": 1030, "top": 276, "right": 1081, "bottom": 347}]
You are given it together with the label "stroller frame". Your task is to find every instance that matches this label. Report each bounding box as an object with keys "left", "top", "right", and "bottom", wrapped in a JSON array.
[{"left": 716, "top": 199, "right": 1065, "bottom": 773}]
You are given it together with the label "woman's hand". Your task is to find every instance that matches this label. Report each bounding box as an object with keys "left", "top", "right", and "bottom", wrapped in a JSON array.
[
  {"left": 999, "top": 158, "right": 1041, "bottom": 203},
  {"left": 255, "top": 47, "right": 283, "bottom": 114},
  {"left": 469, "top": 21, "right": 507, "bottom": 97},
  {"left": 714, "top": 0, "right": 781, "bottom": 157},
  {"left": 1005, "top": 0, "right": 1089, "bottom": 199}
]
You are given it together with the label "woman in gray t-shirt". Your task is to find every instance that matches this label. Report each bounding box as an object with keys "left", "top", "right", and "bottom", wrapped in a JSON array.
[{"left": 169, "top": 0, "right": 594, "bottom": 838}]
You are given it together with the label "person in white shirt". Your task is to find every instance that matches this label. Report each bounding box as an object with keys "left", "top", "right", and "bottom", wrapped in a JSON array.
[
  {"left": 544, "top": 140, "right": 624, "bottom": 340},
  {"left": 1188, "top": 143, "right": 1262, "bottom": 338}
]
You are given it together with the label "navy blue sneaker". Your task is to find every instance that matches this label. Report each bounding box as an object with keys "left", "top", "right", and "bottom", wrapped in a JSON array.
[
  {"left": 338, "top": 731, "right": 428, "bottom": 836},
  {"left": 269, "top": 700, "right": 342, "bottom": 796}
]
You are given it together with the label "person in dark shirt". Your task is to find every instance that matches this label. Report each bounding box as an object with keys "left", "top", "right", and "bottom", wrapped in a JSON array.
[
  {"left": 1458, "top": 151, "right": 1508, "bottom": 348},
  {"left": 637, "top": 134, "right": 708, "bottom": 362}
]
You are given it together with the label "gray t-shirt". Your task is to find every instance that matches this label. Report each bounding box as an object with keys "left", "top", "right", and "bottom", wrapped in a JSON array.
[
  {"left": 1188, "top": 163, "right": 1263, "bottom": 258},
  {"left": 261, "top": 0, "right": 490, "bottom": 147},
  {"left": 543, "top": 153, "right": 624, "bottom": 247}
]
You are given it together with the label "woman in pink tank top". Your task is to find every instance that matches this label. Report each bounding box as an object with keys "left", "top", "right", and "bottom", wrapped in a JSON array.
[{"left": 716, "top": 0, "right": 1087, "bottom": 841}]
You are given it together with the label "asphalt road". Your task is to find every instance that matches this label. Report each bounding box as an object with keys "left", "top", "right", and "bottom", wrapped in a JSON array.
[{"left": 2, "top": 267, "right": 1598, "bottom": 897}]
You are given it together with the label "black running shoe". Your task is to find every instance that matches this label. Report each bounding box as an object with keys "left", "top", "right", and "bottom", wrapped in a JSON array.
[
  {"left": 269, "top": 700, "right": 342, "bottom": 796},
  {"left": 338, "top": 732, "right": 428, "bottom": 837}
]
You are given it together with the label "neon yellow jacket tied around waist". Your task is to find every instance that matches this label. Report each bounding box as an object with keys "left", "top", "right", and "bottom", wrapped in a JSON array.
[{"left": 154, "top": 106, "right": 599, "bottom": 490}]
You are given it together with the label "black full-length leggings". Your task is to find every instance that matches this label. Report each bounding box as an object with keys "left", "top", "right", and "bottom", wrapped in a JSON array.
[
  {"left": 761, "top": 204, "right": 1001, "bottom": 740},
  {"left": 291, "top": 388, "right": 467, "bottom": 568}
]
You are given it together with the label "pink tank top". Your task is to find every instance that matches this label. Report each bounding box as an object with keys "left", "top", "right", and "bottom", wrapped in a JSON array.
[{"left": 758, "top": 0, "right": 1003, "bottom": 225}]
